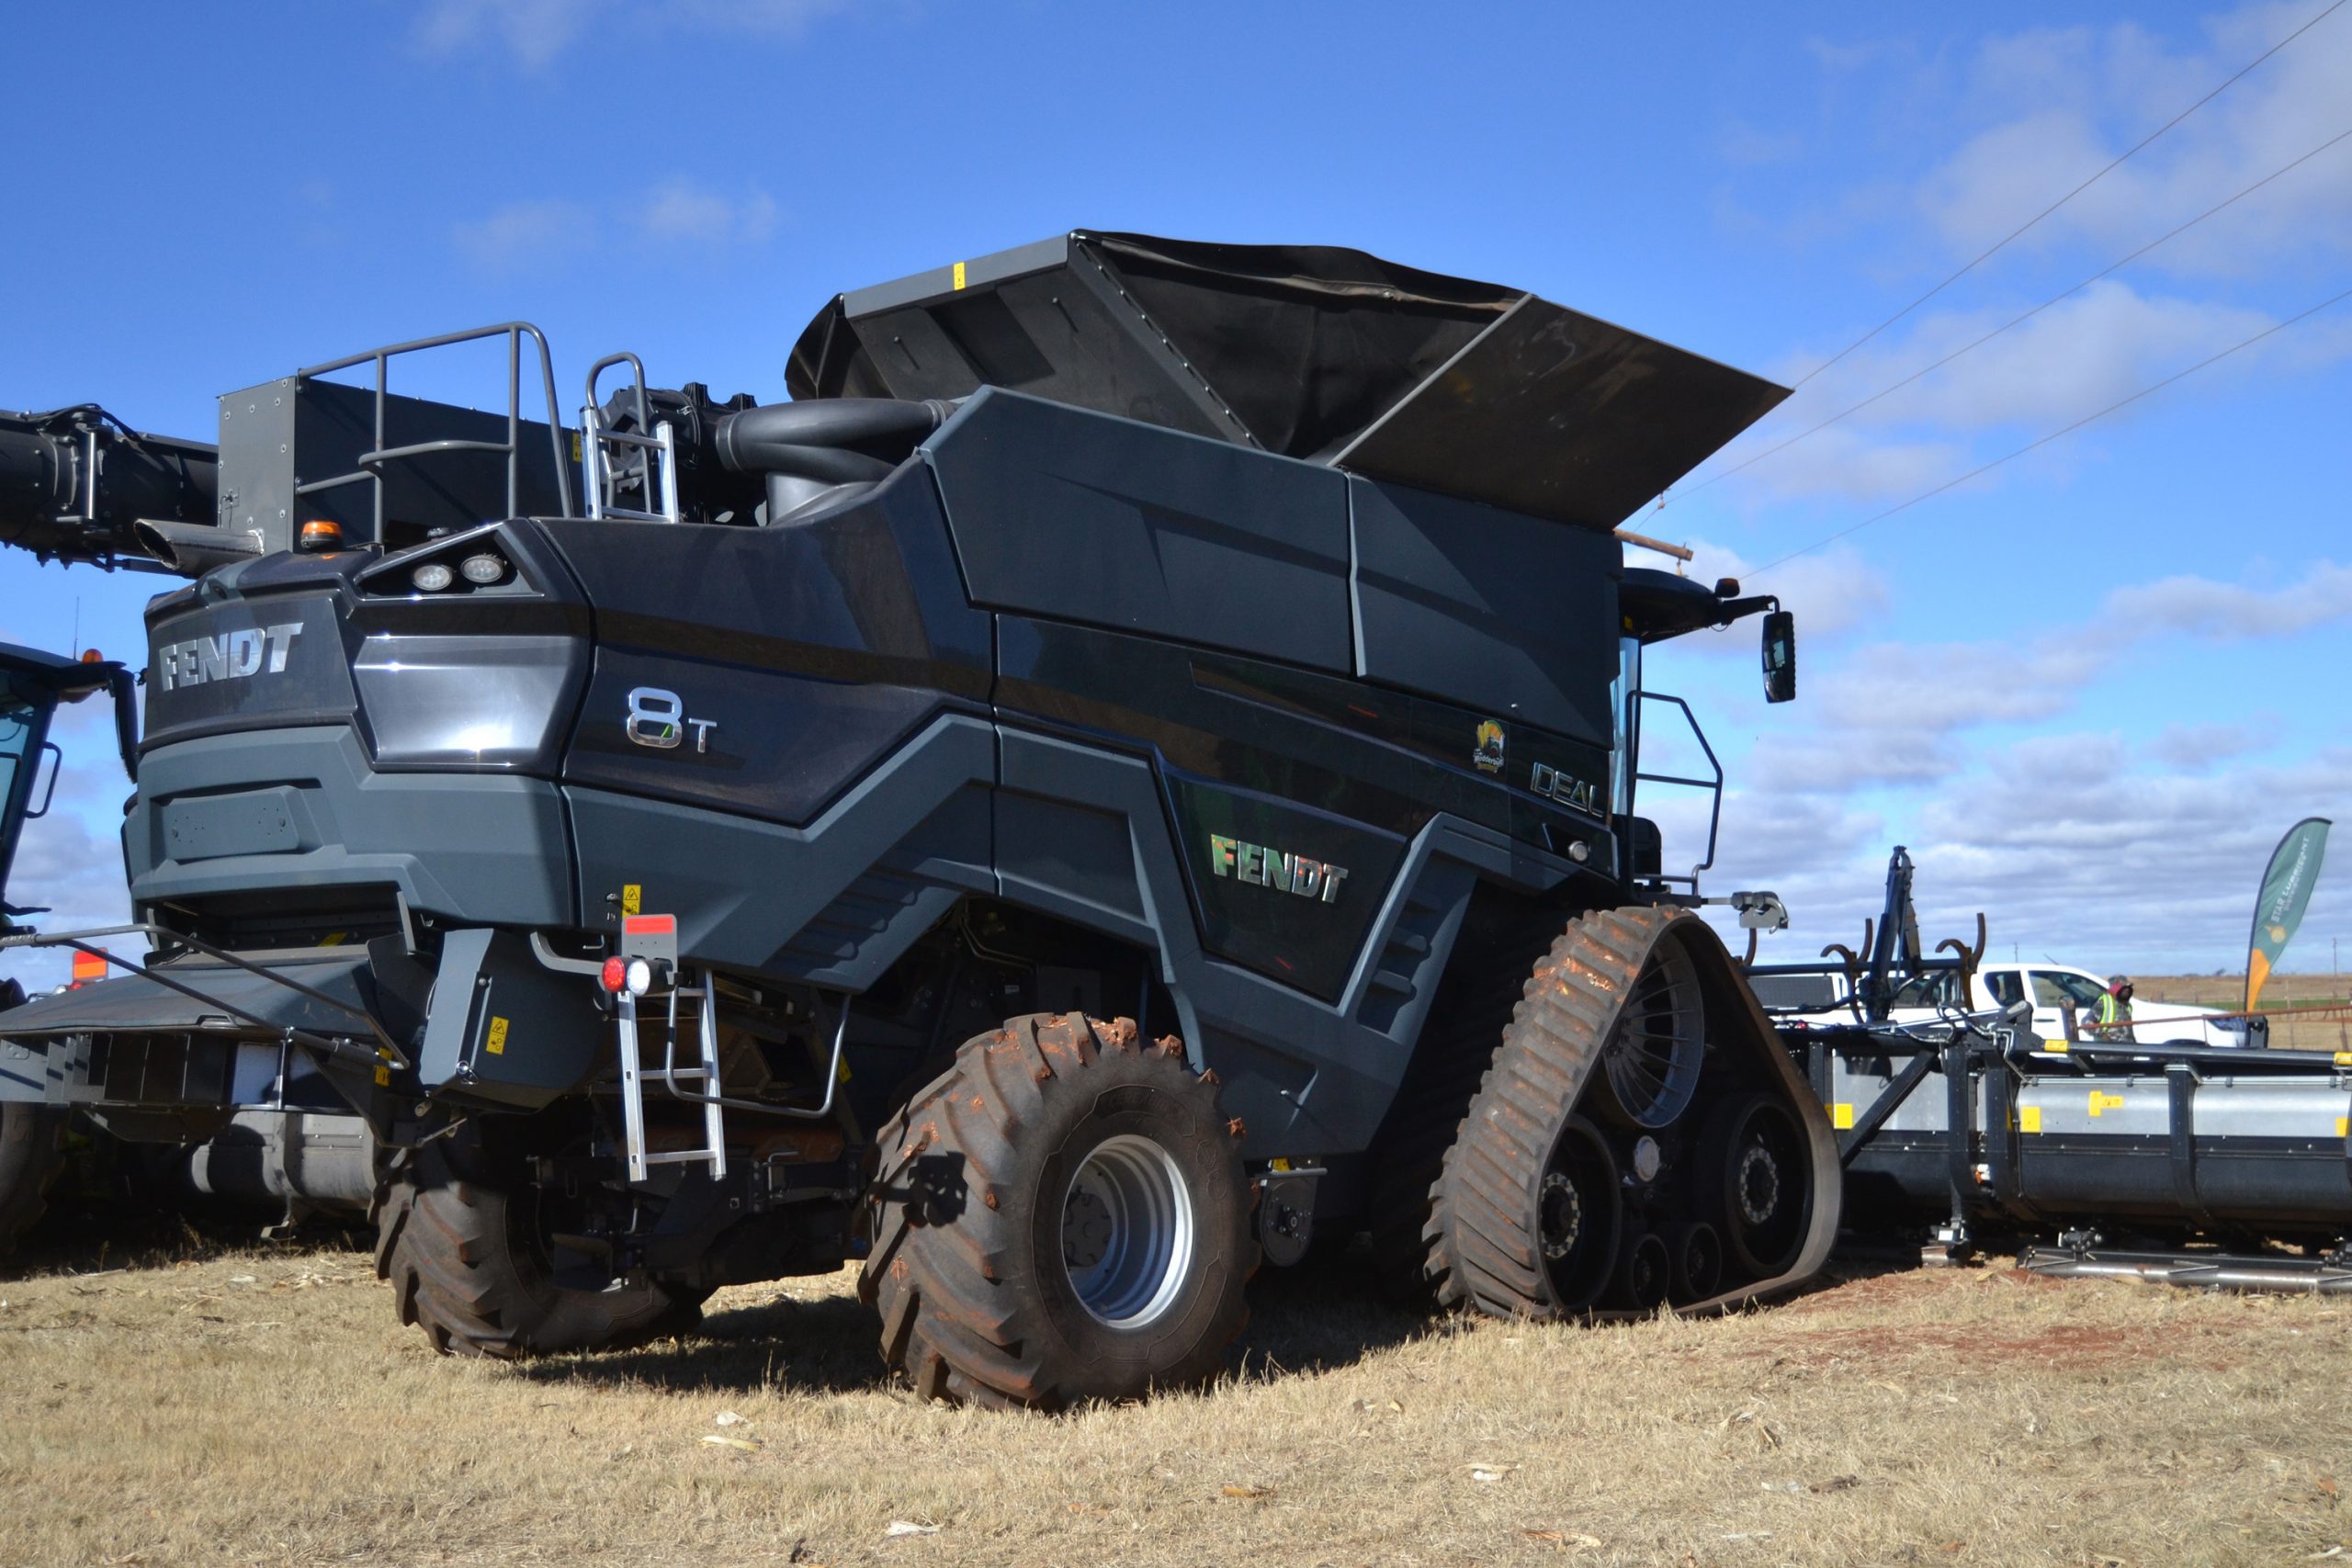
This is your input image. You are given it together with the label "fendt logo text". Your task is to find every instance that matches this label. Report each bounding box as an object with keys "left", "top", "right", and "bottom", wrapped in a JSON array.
[{"left": 157, "top": 624, "right": 302, "bottom": 691}]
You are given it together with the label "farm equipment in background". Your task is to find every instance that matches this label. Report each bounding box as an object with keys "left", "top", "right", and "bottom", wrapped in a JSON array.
[
  {"left": 0, "top": 637, "right": 378, "bottom": 1252},
  {"left": 1755, "top": 849, "right": 2352, "bottom": 1292},
  {"left": 0, "top": 231, "right": 1841, "bottom": 1400}
]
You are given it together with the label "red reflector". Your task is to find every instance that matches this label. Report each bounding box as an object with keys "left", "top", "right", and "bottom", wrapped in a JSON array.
[
  {"left": 72, "top": 950, "right": 107, "bottom": 982},
  {"left": 622, "top": 914, "right": 676, "bottom": 936},
  {"left": 599, "top": 956, "right": 628, "bottom": 994}
]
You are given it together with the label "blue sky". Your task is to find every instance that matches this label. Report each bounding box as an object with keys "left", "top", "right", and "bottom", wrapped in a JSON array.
[{"left": 3, "top": 0, "right": 2346, "bottom": 990}]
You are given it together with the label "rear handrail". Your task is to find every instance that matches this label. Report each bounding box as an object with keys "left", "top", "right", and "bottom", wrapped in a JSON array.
[
  {"left": 1633, "top": 688, "right": 1724, "bottom": 886},
  {"left": 295, "top": 322, "right": 575, "bottom": 532}
]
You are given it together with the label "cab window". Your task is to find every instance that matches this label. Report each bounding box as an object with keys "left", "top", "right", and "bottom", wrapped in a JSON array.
[
  {"left": 2030, "top": 970, "right": 2108, "bottom": 1010},
  {"left": 1984, "top": 971, "right": 2023, "bottom": 1009}
]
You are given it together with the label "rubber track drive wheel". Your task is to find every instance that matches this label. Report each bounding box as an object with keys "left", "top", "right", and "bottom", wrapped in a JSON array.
[
  {"left": 373, "top": 1122, "right": 696, "bottom": 1359},
  {"left": 861, "top": 1013, "right": 1258, "bottom": 1410},
  {"left": 1427, "top": 906, "right": 1686, "bottom": 1319},
  {"left": 0, "top": 1102, "right": 70, "bottom": 1258},
  {"left": 1361, "top": 910, "right": 1566, "bottom": 1307}
]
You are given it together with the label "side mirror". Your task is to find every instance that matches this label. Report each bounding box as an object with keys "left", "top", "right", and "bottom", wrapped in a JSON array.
[{"left": 1761, "top": 609, "right": 1796, "bottom": 704}]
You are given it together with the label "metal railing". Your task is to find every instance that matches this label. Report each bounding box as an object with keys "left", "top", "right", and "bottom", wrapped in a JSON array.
[
  {"left": 1632, "top": 689, "right": 1724, "bottom": 887},
  {"left": 294, "top": 322, "right": 575, "bottom": 534},
  {"left": 581, "top": 352, "right": 680, "bottom": 524}
]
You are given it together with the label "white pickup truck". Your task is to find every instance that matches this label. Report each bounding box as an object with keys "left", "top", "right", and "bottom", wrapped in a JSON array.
[{"left": 1777, "top": 961, "right": 2265, "bottom": 1048}]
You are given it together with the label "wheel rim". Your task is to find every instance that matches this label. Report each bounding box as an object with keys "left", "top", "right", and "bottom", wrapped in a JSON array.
[
  {"left": 1061, "top": 1134, "right": 1195, "bottom": 1329},
  {"left": 1669, "top": 1221, "right": 1723, "bottom": 1302},
  {"left": 1618, "top": 1232, "right": 1670, "bottom": 1311},
  {"left": 1600, "top": 940, "right": 1705, "bottom": 1129},
  {"left": 1718, "top": 1098, "right": 1807, "bottom": 1278},
  {"left": 1536, "top": 1116, "right": 1622, "bottom": 1312}
]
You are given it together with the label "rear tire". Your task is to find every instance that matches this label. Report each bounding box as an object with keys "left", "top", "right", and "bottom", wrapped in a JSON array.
[
  {"left": 373, "top": 1121, "right": 697, "bottom": 1359},
  {"left": 0, "top": 1102, "right": 69, "bottom": 1258},
  {"left": 862, "top": 1013, "right": 1257, "bottom": 1409}
]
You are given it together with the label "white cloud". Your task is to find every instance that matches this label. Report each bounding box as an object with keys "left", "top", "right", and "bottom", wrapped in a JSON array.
[
  {"left": 1682, "top": 540, "right": 1890, "bottom": 641},
  {"left": 1677, "top": 555, "right": 2352, "bottom": 972},
  {"left": 633, "top": 182, "right": 782, "bottom": 250},
  {"left": 1919, "top": 6, "right": 2352, "bottom": 278},
  {"left": 418, "top": 0, "right": 598, "bottom": 71},
  {"left": 451, "top": 197, "right": 595, "bottom": 273},
  {"left": 418, "top": 0, "right": 856, "bottom": 68}
]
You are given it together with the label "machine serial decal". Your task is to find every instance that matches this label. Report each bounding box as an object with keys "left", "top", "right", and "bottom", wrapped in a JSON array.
[
  {"left": 625, "top": 686, "right": 718, "bottom": 753},
  {"left": 157, "top": 623, "right": 301, "bottom": 691},
  {"left": 1473, "top": 719, "right": 1506, "bottom": 775},
  {"left": 1528, "top": 761, "right": 1607, "bottom": 819},
  {"left": 1208, "top": 834, "right": 1350, "bottom": 904}
]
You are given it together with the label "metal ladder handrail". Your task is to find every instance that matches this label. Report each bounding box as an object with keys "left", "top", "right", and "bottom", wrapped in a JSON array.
[
  {"left": 581, "top": 351, "right": 681, "bottom": 524},
  {"left": 611, "top": 968, "right": 850, "bottom": 1182},
  {"left": 294, "top": 322, "right": 576, "bottom": 533}
]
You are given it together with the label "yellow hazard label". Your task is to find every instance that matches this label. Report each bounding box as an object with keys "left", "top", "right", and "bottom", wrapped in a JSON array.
[
  {"left": 2019, "top": 1105, "right": 2042, "bottom": 1134},
  {"left": 374, "top": 1065, "right": 391, "bottom": 1087},
  {"left": 485, "top": 1016, "right": 510, "bottom": 1056},
  {"left": 2045, "top": 1037, "right": 2068, "bottom": 1054},
  {"left": 952, "top": 260, "right": 967, "bottom": 290},
  {"left": 2087, "top": 1091, "right": 2125, "bottom": 1118},
  {"left": 571, "top": 433, "right": 582, "bottom": 461},
  {"left": 622, "top": 883, "right": 641, "bottom": 916},
  {"left": 1832, "top": 1102, "right": 1854, "bottom": 1130},
  {"left": 2337, "top": 1117, "right": 2348, "bottom": 1138},
  {"left": 320, "top": 931, "right": 345, "bottom": 947}
]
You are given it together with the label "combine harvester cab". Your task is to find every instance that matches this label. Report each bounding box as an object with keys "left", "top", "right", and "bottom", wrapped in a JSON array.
[{"left": 0, "top": 235, "right": 1836, "bottom": 1400}]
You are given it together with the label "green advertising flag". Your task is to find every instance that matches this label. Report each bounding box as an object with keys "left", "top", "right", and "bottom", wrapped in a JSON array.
[{"left": 2245, "top": 817, "right": 2330, "bottom": 1014}]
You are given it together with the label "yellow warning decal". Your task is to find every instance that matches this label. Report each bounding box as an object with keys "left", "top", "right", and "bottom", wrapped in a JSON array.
[
  {"left": 1831, "top": 1102, "right": 1855, "bottom": 1130},
  {"left": 2337, "top": 1117, "right": 2348, "bottom": 1138},
  {"left": 2087, "top": 1091, "right": 2125, "bottom": 1118},
  {"left": 952, "top": 260, "right": 967, "bottom": 290},
  {"left": 2045, "top": 1037, "right": 2068, "bottom": 1054},
  {"left": 2019, "top": 1105, "right": 2042, "bottom": 1133},
  {"left": 837, "top": 1056, "right": 853, "bottom": 1084},
  {"left": 1270, "top": 1156, "right": 1293, "bottom": 1172},
  {"left": 486, "top": 1016, "right": 510, "bottom": 1056},
  {"left": 374, "top": 1065, "right": 391, "bottom": 1088},
  {"left": 622, "top": 883, "right": 642, "bottom": 917}
]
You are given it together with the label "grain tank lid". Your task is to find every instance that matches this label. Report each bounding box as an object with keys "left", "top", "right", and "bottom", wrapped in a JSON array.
[{"left": 786, "top": 230, "right": 1791, "bottom": 530}]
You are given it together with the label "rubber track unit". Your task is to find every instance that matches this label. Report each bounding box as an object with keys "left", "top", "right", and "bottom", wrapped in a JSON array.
[
  {"left": 1362, "top": 910, "right": 1568, "bottom": 1304},
  {"left": 1426, "top": 905, "right": 1838, "bottom": 1320},
  {"left": 0, "top": 1102, "right": 70, "bottom": 1258},
  {"left": 373, "top": 1131, "right": 694, "bottom": 1359},
  {"left": 861, "top": 1012, "right": 1258, "bottom": 1410}
]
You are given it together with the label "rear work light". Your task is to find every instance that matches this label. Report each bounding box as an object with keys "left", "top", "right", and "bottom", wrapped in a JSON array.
[
  {"left": 458, "top": 551, "right": 507, "bottom": 585},
  {"left": 411, "top": 561, "right": 456, "bottom": 592}
]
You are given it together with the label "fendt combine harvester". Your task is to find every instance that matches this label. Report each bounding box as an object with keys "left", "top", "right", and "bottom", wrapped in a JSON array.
[{"left": 0, "top": 233, "right": 1838, "bottom": 1402}]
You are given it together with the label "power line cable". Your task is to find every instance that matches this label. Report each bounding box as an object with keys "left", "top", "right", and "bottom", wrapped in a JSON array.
[
  {"left": 1747, "top": 281, "right": 2352, "bottom": 579},
  {"left": 1785, "top": 0, "right": 2346, "bottom": 392},
  {"left": 1668, "top": 123, "right": 2352, "bottom": 502}
]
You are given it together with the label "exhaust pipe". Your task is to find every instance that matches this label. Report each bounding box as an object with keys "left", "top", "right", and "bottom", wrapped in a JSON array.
[{"left": 132, "top": 517, "right": 265, "bottom": 577}]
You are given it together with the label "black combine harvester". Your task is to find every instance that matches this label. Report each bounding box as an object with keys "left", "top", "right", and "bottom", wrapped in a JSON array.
[{"left": 0, "top": 232, "right": 2339, "bottom": 1404}]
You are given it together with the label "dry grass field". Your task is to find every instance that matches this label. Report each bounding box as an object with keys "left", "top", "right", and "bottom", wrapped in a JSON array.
[
  {"left": 2136, "top": 974, "right": 2350, "bottom": 1055},
  {"left": 4, "top": 1225, "right": 2347, "bottom": 1568}
]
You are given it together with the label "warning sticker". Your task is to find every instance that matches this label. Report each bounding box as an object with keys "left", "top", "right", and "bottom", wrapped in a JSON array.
[{"left": 485, "top": 1016, "right": 510, "bottom": 1056}]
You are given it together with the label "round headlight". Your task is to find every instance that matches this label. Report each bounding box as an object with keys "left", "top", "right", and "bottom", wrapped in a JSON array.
[
  {"left": 458, "top": 552, "right": 507, "bottom": 586},
  {"left": 411, "top": 561, "right": 455, "bottom": 592}
]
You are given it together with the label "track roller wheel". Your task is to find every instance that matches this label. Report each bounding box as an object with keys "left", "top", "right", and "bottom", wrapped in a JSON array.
[
  {"left": 1702, "top": 1094, "right": 1809, "bottom": 1279},
  {"left": 1666, "top": 1220, "right": 1724, "bottom": 1303},
  {"left": 373, "top": 1120, "right": 697, "bottom": 1359},
  {"left": 0, "top": 1102, "right": 70, "bottom": 1258},
  {"left": 1610, "top": 1232, "right": 1671, "bottom": 1312},
  {"left": 861, "top": 1013, "right": 1257, "bottom": 1409}
]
